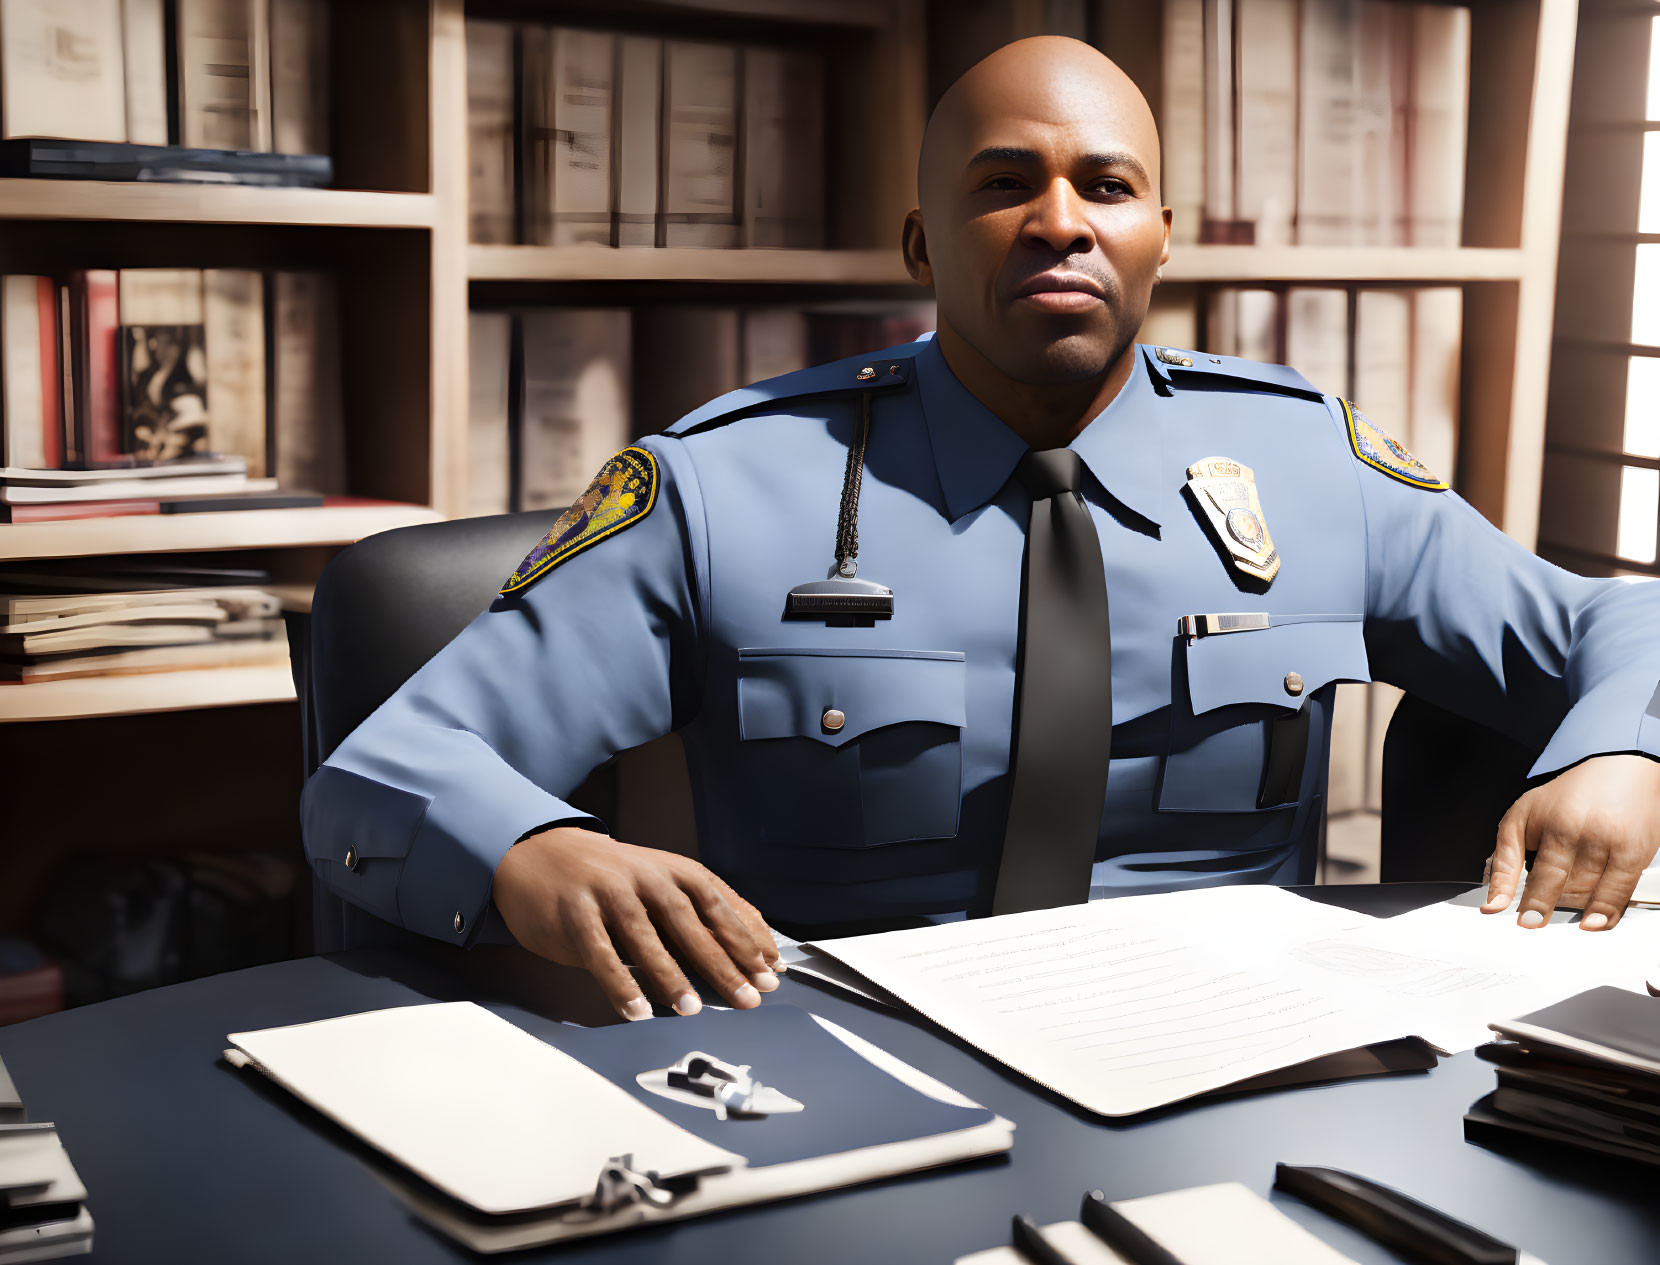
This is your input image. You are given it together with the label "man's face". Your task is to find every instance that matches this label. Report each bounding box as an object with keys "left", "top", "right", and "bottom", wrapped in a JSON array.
[{"left": 908, "top": 58, "right": 1170, "bottom": 386}]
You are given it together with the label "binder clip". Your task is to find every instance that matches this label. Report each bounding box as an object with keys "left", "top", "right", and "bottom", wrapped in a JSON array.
[
  {"left": 666, "top": 1053, "right": 765, "bottom": 1121},
  {"left": 569, "top": 1154, "right": 696, "bottom": 1218}
]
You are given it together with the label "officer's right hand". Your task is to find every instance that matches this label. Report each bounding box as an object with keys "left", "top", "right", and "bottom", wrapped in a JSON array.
[{"left": 492, "top": 826, "right": 782, "bottom": 1021}]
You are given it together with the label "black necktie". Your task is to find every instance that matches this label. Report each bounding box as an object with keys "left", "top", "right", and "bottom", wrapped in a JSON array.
[{"left": 991, "top": 449, "right": 1113, "bottom": 916}]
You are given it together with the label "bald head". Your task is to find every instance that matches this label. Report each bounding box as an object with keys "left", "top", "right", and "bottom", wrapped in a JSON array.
[
  {"left": 919, "top": 38, "right": 1162, "bottom": 217},
  {"left": 902, "top": 37, "right": 1170, "bottom": 406}
]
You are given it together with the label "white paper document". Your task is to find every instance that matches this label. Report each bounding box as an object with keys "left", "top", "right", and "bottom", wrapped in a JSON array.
[{"left": 813, "top": 886, "right": 1660, "bottom": 1116}]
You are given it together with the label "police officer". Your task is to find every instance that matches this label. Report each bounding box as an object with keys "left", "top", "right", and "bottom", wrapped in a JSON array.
[{"left": 302, "top": 37, "right": 1660, "bottom": 1022}]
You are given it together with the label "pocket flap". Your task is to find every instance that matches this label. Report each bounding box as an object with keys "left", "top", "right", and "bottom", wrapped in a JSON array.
[
  {"left": 1184, "top": 615, "right": 1369, "bottom": 715},
  {"left": 736, "top": 647, "right": 966, "bottom": 747}
]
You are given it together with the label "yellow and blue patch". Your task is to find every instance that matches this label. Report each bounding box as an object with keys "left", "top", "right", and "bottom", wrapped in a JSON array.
[
  {"left": 499, "top": 446, "right": 659, "bottom": 595},
  {"left": 1341, "top": 399, "right": 1447, "bottom": 491}
]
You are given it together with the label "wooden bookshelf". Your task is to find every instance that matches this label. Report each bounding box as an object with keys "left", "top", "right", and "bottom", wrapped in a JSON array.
[{"left": 0, "top": 666, "right": 297, "bottom": 725}]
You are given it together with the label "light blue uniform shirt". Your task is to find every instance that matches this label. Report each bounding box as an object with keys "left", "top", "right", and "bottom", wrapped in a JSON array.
[{"left": 301, "top": 336, "right": 1660, "bottom": 944}]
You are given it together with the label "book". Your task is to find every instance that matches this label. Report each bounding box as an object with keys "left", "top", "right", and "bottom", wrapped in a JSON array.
[
  {"left": 1200, "top": 0, "right": 1235, "bottom": 243},
  {"left": 465, "top": 20, "right": 516, "bottom": 245},
  {"left": 0, "top": 0, "right": 128, "bottom": 142},
  {"left": 1234, "top": 0, "right": 1299, "bottom": 248},
  {"left": 67, "top": 270, "right": 122, "bottom": 467},
  {"left": 633, "top": 305, "right": 740, "bottom": 432},
  {"left": 1354, "top": 288, "right": 1412, "bottom": 441},
  {"left": 120, "top": 325, "right": 209, "bottom": 463},
  {"left": 1408, "top": 4, "right": 1469, "bottom": 246},
  {"left": 0, "top": 455, "right": 242, "bottom": 485},
  {"left": 0, "top": 587, "right": 277, "bottom": 622},
  {"left": 740, "top": 308, "right": 810, "bottom": 383},
  {"left": 269, "top": 0, "right": 330, "bottom": 157},
  {"left": 118, "top": 269, "right": 203, "bottom": 327},
  {"left": 662, "top": 40, "right": 740, "bottom": 248},
  {"left": 467, "top": 310, "right": 511, "bottom": 517},
  {"left": 0, "top": 634, "right": 285, "bottom": 681},
  {"left": 1161, "top": 0, "right": 1205, "bottom": 246},
  {"left": 0, "top": 138, "right": 330, "bottom": 184},
  {"left": 1408, "top": 286, "right": 1462, "bottom": 486},
  {"left": 0, "top": 275, "right": 60, "bottom": 470},
  {"left": 203, "top": 269, "right": 266, "bottom": 476},
  {"left": 176, "top": 0, "right": 273, "bottom": 152},
  {"left": 517, "top": 310, "right": 631, "bottom": 511},
  {"left": 615, "top": 36, "right": 661, "bottom": 247},
  {"left": 1296, "top": 0, "right": 1362, "bottom": 245},
  {"left": 1354, "top": 1, "right": 1401, "bottom": 247},
  {"left": 0, "top": 474, "right": 273, "bottom": 504},
  {"left": 271, "top": 271, "right": 345, "bottom": 494},
  {"left": 742, "top": 47, "right": 825, "bottom": 248},
  {"left": 120, "top": 0, "right": 169, "bottom": 145},
  {"left": 1285, "top": 287, "right": 1350, "bottom": 393},
  {"left": 523, "top": 27, "right": 614, "bottom": 246}
]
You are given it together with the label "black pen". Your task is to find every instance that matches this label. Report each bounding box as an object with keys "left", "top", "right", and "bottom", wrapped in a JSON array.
[
  {"left": 1079, "top": 1190, "right": 1190, "bottom": 1265},
  {"left": 1011, "top": 1213, "right": 1079, "bottom": 1265}
]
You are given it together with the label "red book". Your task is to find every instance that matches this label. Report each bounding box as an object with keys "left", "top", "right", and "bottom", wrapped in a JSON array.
[
  {"left": 0, "top": 499, "right": 162, "bottom": 524},
  {"left": 34, "top": 276, "right": 62, "bottom": 468},
  {"left": 68, "top": 270, "right": 121, "bottom": 467}
]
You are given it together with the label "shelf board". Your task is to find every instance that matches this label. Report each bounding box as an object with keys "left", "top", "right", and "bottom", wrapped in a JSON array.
[
  {"left": 0, "top": 503, "right": 444, "bottom": 561},
  {"left": 1162, "top": 246, "right": 1527, "bottom": 283},
  {"left": 0, "top": 664, "right": 296, "bottom": 724},
  {"left": 470, "top": 244, "right": 1527, "bottom": 287},
  {"left": 468, "top": 245, "right": 915, "bottom": 286},
  {"left": 0, "top": 180, "right": 436, "bottom": 228}
]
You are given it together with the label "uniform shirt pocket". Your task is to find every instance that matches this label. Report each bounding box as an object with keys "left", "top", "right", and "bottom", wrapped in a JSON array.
[
  {"left": 1159, "top": 615, "right": 1369, "bottom": 813},
  {"left": 735, "top": 647, "right": 966, "bottom": 848}
]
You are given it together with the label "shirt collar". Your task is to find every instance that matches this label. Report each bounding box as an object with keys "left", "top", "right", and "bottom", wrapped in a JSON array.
[{"left": 917, "top": 337, "right": 1165, "bottom": 527}]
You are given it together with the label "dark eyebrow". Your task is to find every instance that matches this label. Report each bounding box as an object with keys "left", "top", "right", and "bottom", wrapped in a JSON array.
[{"left": 965, "top": 147, "right": 1151, "bottom": 186}]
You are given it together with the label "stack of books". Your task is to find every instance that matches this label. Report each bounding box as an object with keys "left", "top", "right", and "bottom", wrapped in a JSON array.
[
  {"left": 1466, "top": 986, "right": 1660, "bottom": 1170},
  {"left": 467, "top": 20, "right": 825, "bottom": 249},
  {"left": 0, "top": 577, "right": 284, "bottom": 683},
  {"left": 1163, "top": 0, "right": 1469, "bottom": 247},
  {"left": 0, "top": 268, "right": 345, "bottom": 510},
  {"left": 0, "top": 1056, "right": 94, "bottom": 1262},
  {"left": 0, "top": 457, "right": 289, "bottom": 524},
  {"left": 466, "top": 302, "right": 933, "bottom": 517},
  {"left": 0, "top": 0, "right": 330, "bottom": 175}
]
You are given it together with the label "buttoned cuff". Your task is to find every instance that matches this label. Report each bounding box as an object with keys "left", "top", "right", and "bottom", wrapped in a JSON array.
[{"left": 1528, "top": 678, "right": 1660, "bottom": 780}]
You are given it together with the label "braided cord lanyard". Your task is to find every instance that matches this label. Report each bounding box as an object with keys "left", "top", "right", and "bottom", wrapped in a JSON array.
[{"left": 833, "top": 391, "right": 873, "bottom": 578}]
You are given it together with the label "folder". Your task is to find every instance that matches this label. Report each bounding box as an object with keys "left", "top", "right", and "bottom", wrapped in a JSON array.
[
  {"left": 0, "top": 1124, "right": 94, "bottom": 1263},
  {"left": 227, "top": 1001, "right": 1011, "bottom": 1252}
]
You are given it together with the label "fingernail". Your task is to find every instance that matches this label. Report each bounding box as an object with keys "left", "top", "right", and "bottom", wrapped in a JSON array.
[
  {"left": 673, "top": 991, "right": 702, "bottom": 1016},
  {"left": 771, "top": 959, "right": 788, "bottom": 973},
  {"left": 621, "top": 996, "right": 652, "bottom": 1022},
  {"left": 734, "top": 983, "right": 761, "bottom": 1008},
  {"left": 1519, "top": 909, "right": 1546, "bottom": 928},
  {"left": 753, "top": 969, "right": 780, "bottom": 992},
  {"left": 1582, "top": 912, "right": 1609, "bottom": 931}
]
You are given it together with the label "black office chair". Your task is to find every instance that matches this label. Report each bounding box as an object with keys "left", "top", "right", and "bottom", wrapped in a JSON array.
[
  {"left": 293, "top": 510, "right": 625, "bottom": 951},
  {"left": 1378, "top": 694, "right": 1539, "bottom": 883}
]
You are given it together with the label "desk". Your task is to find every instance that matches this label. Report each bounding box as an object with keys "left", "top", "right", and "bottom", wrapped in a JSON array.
[{"left": 1, "top": 884, "right": 1655, "bottom": 1264}]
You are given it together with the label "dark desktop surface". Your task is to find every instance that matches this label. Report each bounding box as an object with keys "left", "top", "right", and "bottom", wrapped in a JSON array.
[{"left": 1, "top": 883, "right": 1652, "bottom": 1264}]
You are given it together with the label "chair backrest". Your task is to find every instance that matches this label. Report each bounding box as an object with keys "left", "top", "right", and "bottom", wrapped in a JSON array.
[
  {"left": 1379, "top": 694, "right": 1538, "bottom": 883},
  {"left": 305, "top": 511, "right": 561, "bottom": 768}
]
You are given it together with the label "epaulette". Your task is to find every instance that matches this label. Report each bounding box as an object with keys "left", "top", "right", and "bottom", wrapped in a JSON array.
[
  {"left": 1141, "top": 345, "right": 1323, "bottom": 402},
  {"left": 664, "top": 341, "right": 922, "bottom": 437}
]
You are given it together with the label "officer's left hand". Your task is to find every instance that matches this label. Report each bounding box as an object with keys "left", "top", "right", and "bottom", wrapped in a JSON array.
[{"left": 1481, "top": 754, "right": 1660, "bottom": 930}]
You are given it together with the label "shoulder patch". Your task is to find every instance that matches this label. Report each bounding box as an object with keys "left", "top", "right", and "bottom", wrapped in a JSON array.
[
  {"left": 1340, "top": 398, "right": 1448, "bottom": 491},
  {"left": 499, "top": 447, "right": 659, "bottom": 595}
]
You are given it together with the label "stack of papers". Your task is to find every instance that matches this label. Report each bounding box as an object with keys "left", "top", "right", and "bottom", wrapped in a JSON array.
[
  {"left": 809, "top": 887, "right": 1660, "bottom": 1116},
  {"left": 0, "top": 1055, "right": 93, "bottom": 1262},
  {"left": 1467, "top": 985, "right": 1660, "bottom": 1169}
]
